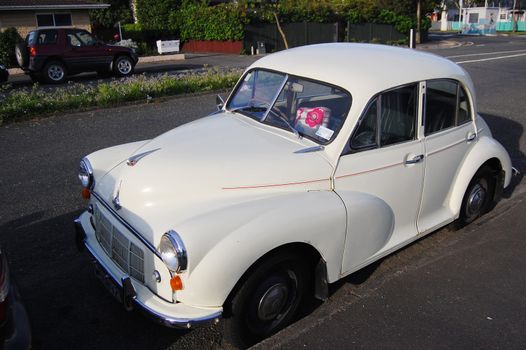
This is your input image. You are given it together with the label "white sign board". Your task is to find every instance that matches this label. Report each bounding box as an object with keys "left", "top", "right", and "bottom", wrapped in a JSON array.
[{"left": 156, "top": 40, "right": 180, "bottom": 54}]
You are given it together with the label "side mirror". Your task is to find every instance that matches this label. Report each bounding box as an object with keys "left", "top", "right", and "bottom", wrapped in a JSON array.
[{"left": 216, "top": 94, "right": 225, "bottom": 111}]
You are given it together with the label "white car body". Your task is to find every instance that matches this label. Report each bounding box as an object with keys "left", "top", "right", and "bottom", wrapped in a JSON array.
[{"left": 75, "top": 44, "right": 513, "bottom": 331}]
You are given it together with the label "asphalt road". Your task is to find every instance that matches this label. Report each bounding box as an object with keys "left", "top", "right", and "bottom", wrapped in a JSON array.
[{"left": 0, "top": 35, "right": 525, "bottom": 349}]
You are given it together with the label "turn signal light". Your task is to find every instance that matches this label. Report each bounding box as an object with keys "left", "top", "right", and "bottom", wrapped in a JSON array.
[
  {"left": 170, "top": 275, "right": 183, "bottom": 291},
  {"left": 29, "top": 47, "right": 37, "bottom": 57},
  {"left": 81, "top": 188, "right": 91, "bottom": 199}
]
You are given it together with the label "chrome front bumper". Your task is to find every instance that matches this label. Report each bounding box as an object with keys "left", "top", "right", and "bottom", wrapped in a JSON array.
[{"left": 74, "top": 217, "right": 222, "bottom": 329}]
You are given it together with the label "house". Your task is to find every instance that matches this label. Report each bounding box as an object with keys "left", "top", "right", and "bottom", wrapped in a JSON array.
[{"left": 0, "top": 0, "right": 109, "bottom": 38}]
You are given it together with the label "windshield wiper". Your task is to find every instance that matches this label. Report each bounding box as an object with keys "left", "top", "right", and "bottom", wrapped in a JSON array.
[
  {"left": 230, "top": 105, "right": 268, "bottom": 114},
  {"left": 267, "top": 109, "right": 301, "bottom": 139}
]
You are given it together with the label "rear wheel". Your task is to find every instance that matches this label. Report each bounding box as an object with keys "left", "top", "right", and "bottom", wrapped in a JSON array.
[
  {"left": 43, "top": 60, "right": 67, "bottom": 84},
  {"left": 222, "top": 252, "right": 309, "bottom": 347},
  {"left": 113, "top": 56, "right": 134, "bottom": 77},
  {"left": 458, "top": 166, "right": 495, "bottom": 227}
]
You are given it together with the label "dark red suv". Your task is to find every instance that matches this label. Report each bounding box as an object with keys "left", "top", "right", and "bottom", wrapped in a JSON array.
[{"left": 16, "top": 28, "right": 138, "bottom": 84}]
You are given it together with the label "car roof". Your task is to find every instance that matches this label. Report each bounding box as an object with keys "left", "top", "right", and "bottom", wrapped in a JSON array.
[{"left": 249, "top": 43, "right": 474, "bottom": 102}]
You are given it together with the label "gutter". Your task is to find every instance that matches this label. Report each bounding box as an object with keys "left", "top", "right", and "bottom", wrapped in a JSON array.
[{"left": 0, "top": 4, "right": 110, "bottom": 10}]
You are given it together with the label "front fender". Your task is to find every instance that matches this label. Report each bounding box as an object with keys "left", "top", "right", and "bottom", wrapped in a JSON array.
[
  {"left": 449, "top": 135, "right": 512, "bottom": 216},
  {"left": 175, "top": 190, "right": 347, "bottom": 307}
]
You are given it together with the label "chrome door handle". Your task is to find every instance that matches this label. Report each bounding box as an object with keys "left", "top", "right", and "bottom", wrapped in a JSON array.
[
  {"left": 405, "top": 154, "right": 424, "bottom": 164},
  {"left": 466, "top": 133, "right": 477, "bottom": 142}
]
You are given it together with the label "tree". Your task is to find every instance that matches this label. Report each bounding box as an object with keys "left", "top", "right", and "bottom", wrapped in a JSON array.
[{"left": 90, "top": 0, "right": 132, "bottom": 28}]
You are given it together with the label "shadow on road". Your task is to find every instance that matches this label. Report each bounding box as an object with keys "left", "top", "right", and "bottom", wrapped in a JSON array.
[
  {"left": 0, "top": 210, "right": 206, "bottom": 350},
  {"left": 481, "top": 113, "right": 525, "bottom": 196}
]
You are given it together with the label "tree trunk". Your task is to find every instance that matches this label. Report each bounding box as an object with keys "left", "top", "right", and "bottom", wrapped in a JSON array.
[
  {"left": 416, "top": 0, "right": 421, "bottom": 44},
  {"left": 273, "top": 12, "right": 289, "bottom": 50}
]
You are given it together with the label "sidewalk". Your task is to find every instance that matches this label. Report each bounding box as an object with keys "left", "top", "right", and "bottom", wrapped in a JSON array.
[{"left": 256, "top": 178, "right": 526, "bottom": 349}]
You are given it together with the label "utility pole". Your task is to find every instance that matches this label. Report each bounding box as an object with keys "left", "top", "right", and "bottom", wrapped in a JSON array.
[{"left": 512, "top": 0, "right": 517, "bottom": 32}]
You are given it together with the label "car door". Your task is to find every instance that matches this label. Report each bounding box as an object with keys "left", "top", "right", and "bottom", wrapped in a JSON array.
[
  {"left": 334, "top": 83, "right": 424, "bottom": 275},
  {"left": 63, "top": 29, "right": 111, "bottom": 72},
  {"left": 417, "top": 80, "right": 476, "bottom": 233}
]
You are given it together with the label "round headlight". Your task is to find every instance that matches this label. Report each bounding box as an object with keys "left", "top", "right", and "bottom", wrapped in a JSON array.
[
  {"left": 159, "top": 230, "right": 187, "bottom": 273},
  {"left": 78, "top": 158, "right": 94, "bottom": 189}
]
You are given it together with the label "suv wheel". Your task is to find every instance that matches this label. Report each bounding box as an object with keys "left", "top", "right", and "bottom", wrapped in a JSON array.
[
  {"left": 113, "top": 56, "right": 134, "bottom": 77},
  {"left": 44, "top": 61, "right": 67, "bottom": 84}
]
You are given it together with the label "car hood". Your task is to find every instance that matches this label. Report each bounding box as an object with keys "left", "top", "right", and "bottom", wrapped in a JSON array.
[{"left": 93, "top": 112, "right": 333, "bottom": 244}]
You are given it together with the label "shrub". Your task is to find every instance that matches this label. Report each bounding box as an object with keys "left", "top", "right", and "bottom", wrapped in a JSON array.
[
  {"left": 174, "top": 1, "right": 247, "bottom": 41},
  {"left": 0, "top": 27, "right": 23, "bottom": 68},
  {"left": 90, "top": 0, "right": 132, "bottom": 28},
  {"left": 136, "top": 0, "right": 180, "bottom": 30}
]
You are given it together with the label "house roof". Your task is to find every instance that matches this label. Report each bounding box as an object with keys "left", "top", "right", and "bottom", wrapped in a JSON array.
[{"left": 0, "top": 0, "right": 109, "bottom": 10}]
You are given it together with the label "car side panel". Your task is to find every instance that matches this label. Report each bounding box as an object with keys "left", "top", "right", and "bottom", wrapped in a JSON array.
[
  {"left": 174, "top": 191, "right": 347, "bottom": 307},
  {"left": 448, "top": 134, "right": 512, "bottom": 217}
]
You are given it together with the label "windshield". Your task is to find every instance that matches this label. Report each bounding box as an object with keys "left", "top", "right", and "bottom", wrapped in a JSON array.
[{"left": 227, "top": 69, "right": 352, "bottom": 144}]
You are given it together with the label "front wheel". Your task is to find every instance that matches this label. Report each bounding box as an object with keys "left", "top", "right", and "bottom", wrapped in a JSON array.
[
  {"left": 458, "top": 166, "right": 495, "bottom": 227},
  {"left": 222, "top": 252, "right": 309, "bottom": 347},
  {"left": 113, "top": 56, "right": 134, "bottom": 77}
]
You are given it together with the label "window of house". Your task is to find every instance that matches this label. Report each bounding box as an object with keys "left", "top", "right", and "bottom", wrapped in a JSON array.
[
  {"left": 36, "top": 13, "right": 72, "bottom": 27},
  {"left": 468, "top": 13, "right": 479, "bottom": 23},
  {"left": 348, "top": 84, "right": 418, "bottom": 152}
]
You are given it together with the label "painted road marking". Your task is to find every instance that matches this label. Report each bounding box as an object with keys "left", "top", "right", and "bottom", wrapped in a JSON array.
[
  {"left": 447, "top": 49, "right": 526, "bottom": 58},
  {"left": 455, "top": 53, "right": 526, "bottom": 64}
]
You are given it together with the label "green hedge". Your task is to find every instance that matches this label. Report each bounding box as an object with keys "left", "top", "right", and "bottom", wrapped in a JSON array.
[
  {"left": 136, "top": 0, "right": 180, "bottom": 30},
  {"left": 0, "top": 28, "right": 23, "bottom": 68},
  {"left": 172, "top": 1, "right": 247, "bottom": 41}
]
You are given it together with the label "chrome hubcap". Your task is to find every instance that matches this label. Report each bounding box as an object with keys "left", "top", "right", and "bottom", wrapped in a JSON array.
[
  {"left": 48, "top": 65, "right": 64, "bottom": 81},
  {"left": 117, "top": 59, "right": 132, "bottom": 74},
  {"left": 466, "top": 183, "right": 486, "bottom": 217},
  {"left": 257, "top": 283, "right": 289, "bottom": 321}
]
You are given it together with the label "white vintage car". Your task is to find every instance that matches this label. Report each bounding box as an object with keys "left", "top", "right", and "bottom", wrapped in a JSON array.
[{"left": 75, "top": 43, "right": 514, "bottom": 345}]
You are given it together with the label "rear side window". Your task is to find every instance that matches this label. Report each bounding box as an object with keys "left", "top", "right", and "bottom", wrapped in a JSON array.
[
  {"left": 31, "top": 30, "right": 58, "bottom": 45},
  {"left": 425, "top": 79, "right": 472, "bottom": 136},
  {"left": 457, "top": 87, "right": 472, "bottom": 125}
]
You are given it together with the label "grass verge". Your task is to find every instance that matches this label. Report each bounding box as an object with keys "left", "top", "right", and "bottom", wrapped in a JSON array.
[{"left": 0, "top": 68, "right": 242, "bottom": 125}]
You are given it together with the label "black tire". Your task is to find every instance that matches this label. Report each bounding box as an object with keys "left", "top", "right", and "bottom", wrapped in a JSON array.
[
  {"left": 458, "top": 166, "right": 495, "bottom": 227},
  {"left": 113, "top": 55, "right": 134, "bottom": 77},
  {"left": 222, "top": 252, "right": 309, "bottom": 348},
  {"left": 15, "top": 43, "right": 29, "bottom": 68},
  {"left": 43, "top": 60, "right": 67, "bottom": 84}
]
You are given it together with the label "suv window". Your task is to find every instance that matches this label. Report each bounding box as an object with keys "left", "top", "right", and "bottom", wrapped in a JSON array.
[
  {"left": 66, "top": 29, "right": 97, "bottom": 47},
  {"left": 27, "top": 30, "right": 57, "bottom": 45},
  {"left": 348, "top": 84, "right": 417, "bottom": 153}
]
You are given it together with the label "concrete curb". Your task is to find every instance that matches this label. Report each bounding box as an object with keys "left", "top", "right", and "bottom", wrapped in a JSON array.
[
  {"left": 6, "top": 53, "right": 186, "bottom": 76},
  {"left": 139, "top": 53, "right": 185, "bottom": 63}
]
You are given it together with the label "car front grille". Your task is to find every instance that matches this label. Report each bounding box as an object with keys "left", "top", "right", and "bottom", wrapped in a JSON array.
[{"left": 94, "top": 204, "right": 145, "bottom": 283}]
